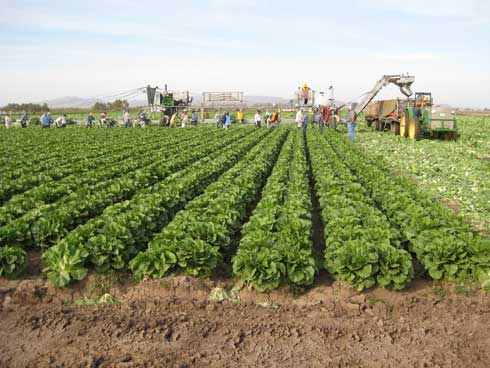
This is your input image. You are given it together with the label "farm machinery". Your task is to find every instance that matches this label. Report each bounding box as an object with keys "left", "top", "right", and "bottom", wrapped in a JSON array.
[
  {"left": 365, "top": 93, "right": 457, "bottom": 140},
  {"left": 361, "top": 79, "right": 457, "bottom": 140},
  {"left": 146, "top": 85, "right": 193, "bottom": 126}
]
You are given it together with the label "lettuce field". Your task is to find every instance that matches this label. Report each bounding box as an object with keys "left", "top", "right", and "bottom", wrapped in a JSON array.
[{"left": 1, "top": 121, "right": 489, "bottom": 291}]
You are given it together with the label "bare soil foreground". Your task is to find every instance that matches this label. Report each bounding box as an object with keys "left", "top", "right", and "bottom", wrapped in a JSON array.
[{"left": 1, "top": 275, "right": 489, "bottom": 368}]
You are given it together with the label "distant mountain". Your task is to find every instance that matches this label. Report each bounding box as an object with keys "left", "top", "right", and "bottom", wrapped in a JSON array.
[{"left": 40, "top": 96, "right": 92, "bottom": 108}]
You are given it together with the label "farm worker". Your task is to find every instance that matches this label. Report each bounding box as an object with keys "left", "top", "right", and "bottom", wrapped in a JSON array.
[
  {"left": 39, "top": 112, "right": 46, "bottom": 126},
  {"left": 254, "top": 110, "right": 261, "bottom": 128},
  {"left": 270, "top": 110, "right": 280, "bottom": 128},
  {"left": 181, "top": 110, "right": 188, "bottom": 128},
  {"left": 100, "top": 111, "right": 107, "bottom": 128},
  {"left": 302, "top": 83, "right": 310, "bottom": 105},
  {"left": 214, "top": 111, "right": 221, "bottom": 128},
  {"left": 54, "top": 115, "right": 63, "bottom": 128},
  {"left": 191, "top": 110, "right": 198, "bottom": 127},
  {"left": 41, "top": 112, "right": 52, "bottom": 128},
  {"left": 264, "top": 110, "right": 271, "bottom": 128},
  {"left": 138, "top": 111, "right": 149, "bottom": 128},
  {"left": 170, "top": 111, "right": 178, "bottom": 128},
  {"left": 295, "top": 108, "right": 303, "bottom": 128},
  {"left": 123, "top": 111, "right": 131, "bottom": 128},
  {"left": 60, "top": 114, "right": 67, "bottom": 128},
  {"left": 321, "top": 105, "right": 330, "bottom": 126},
  {"left": 86, "top": 112, "right": 95, "bottom": 128},
  {"left": 236, "top": 109, "right": 244, "bottom": 124},
  {"left": 346, "top": 104, "right": 357, "bottom": 142},
  {"left": 314, "top": 109, "right": 321, "bottom": 125},
  {"left": 317, "top": 108, "right": 325, "bottom": 133},
  {"left": 224, "top": 112, "right": 231, "bottom": 129},
  {"left": 302, "top": 112, "right": 308, "bottom": 134},
  {"left": 4, "top": 114, "right": 12, "bottom": 128},
  {"left": 20, "top": 111, "right": 28, "bottom": 128}
]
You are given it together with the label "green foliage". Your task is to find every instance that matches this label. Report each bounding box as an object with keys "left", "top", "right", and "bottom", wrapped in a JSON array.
[
  {"left": 131, "top": 128, "right": 288, "bottom": 281},
  {"left": 2, "top": 102, "right": 49, "bottom": 113},
  {"left": 41, "top": 243, "right": 88, "bottom": 287},
  {"left": 0, "top": 246, "right": 26, "bottom": 278},
  {"left": 323, "top": 127, "right": 489, "bottom": 282},
  {"left": 232, "top": 129, "right": 316, "bottom": 291},
  {"left": 91, "top": 99, "right": 129, "bottom": 112},
  {"left": 307, "top": 128, "right": 413, "bottom": 290}
]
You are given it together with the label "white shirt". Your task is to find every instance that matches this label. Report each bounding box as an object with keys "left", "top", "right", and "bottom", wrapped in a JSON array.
[
  {"left": 123, "top": 112, "right": 130, "bottom": 122},
  {"left": 254, "top": 113, "right": 261, "bottom": 122},
  {"left": 296, "top": 111, "right": 303, "bottom": 127}
]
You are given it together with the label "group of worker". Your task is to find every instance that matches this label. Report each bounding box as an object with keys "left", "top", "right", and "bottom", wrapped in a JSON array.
[
  {"left": 2, "top": 111, "right": 70, "bottom": 129},
  {"left": 3, "top": 104, "right": 358, "bottom": 140},
  {"left": 294, "top": 103, "right": 358, "bottom": 141},
  {"left": 3, "top": 111, "right": 32, "bottom": 128}
]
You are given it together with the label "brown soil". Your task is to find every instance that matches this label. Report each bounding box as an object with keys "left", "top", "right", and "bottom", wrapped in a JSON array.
[{"left": 0, "top": 275, "right": 489, "bottom": 368}]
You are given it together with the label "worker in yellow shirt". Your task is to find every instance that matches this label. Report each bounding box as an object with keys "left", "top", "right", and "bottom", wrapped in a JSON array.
[
  {"left": 170, "top": 111, "right": 178, "bottom": 128},
  {"left": 236, "top": 109, "right": 244, "bottom": 124},
  {"left": 302, "top": 83, "right": 310, "bottom": 105}
]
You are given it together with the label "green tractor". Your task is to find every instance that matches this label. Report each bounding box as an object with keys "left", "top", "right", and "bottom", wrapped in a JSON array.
[{"left": 400, "top": 92, "right": 457, "bottom": 140}]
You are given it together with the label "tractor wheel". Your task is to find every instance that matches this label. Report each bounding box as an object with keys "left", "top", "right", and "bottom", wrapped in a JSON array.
[
  {"left": 400, "top": 110, "right": 409, "bottom": 137},
  {"left": 408, "top": 116, "right": 421, "bottom": 140},
  {"left": 391, "top": 122, "right": 400, "bottom": 135}
]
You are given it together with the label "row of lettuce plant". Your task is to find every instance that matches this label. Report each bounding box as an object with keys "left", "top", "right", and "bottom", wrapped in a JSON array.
[
  {"left": 307, "top": 129, "right": 413, "bottom": 290},
  {"left": 1, "top": 127, "right": 129, "bottom": 179},
  {"left": 0, "top": 128, "right": 168, "bottom": 202},
  {"left": 233, "top": 129, "right": 316, "bottom": 290},
  {"left": 129, "top": 128, "right": 288, "bottom": 281},
  {"left": 324, "top": 129, "right": 490, "bottom": 282},
  {"left": 0, "top": 129, "right": 220, "bottom": 226},
  {"left": 0, "top": 129, "right": 249, "bottom": 249},
  {"left": 42, "top": 129, "right": 271, "bottom": 287}
]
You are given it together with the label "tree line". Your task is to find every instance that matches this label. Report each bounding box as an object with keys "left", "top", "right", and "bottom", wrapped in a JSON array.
[{"left": 2, "top": 99, "right": 130, "bottom": 113}]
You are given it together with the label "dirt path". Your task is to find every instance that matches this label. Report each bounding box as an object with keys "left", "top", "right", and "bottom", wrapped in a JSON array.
[{"left": 1, "top": 276, "right": 489, "bottom": 368}]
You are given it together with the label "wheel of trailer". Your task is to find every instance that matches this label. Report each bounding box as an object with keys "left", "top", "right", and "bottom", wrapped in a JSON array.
[
  {"left": 400, "top": 110, "right": 409, "bottom": 137},
  {"left": 366, "top": 119, "right": 373, "bottom": 127},
  {"left": 391, "top": 121, "right": 400, "bottom": 135},
  {"left": 408, "top": 116, "right": 421, "bottom": 140}
]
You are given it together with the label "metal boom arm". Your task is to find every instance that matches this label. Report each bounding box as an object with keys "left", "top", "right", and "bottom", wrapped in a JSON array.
[{"left": 354, "top": 74, "right": 415, "bottom": 115}]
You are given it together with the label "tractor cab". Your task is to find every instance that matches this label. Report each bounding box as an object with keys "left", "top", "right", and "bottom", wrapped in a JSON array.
[{"left": 415, "top": 92, "right": 433, "bottom": 107}]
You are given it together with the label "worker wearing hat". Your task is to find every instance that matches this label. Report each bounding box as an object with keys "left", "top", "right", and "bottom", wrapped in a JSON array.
[
  {"left": 86, "top": 112, "right": 95, "bottom": 128},
  {"left": 302, "top": 83, "right": 310, "bottom": 105}
]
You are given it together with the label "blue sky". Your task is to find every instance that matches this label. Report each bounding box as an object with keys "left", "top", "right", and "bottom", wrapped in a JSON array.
[{"left": 1, "top": 0, "right": 489, "bottom": 108}]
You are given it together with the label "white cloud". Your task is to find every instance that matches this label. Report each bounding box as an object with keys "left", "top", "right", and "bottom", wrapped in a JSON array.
[{"left": 359, "top": 0, "right": 490, "bottom": 24}]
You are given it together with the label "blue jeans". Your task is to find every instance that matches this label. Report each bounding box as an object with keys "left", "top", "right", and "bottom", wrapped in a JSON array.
[
  {"left": 347, "top": 122, "right": 356, "bottom": 142},
  {"left": 319, "top": 119, "right": 324, "bottom": 133},
  {"left": 302, "top": 121, "right": 308, "bottom": 134}
]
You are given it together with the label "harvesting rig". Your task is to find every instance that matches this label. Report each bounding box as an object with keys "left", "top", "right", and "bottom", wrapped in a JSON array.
[
  {"left": 145, "top": 85, "right": 193, "bottom": 126},
  {"left": 360, "top": 76, "right": 457, "bottom": 140}
]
